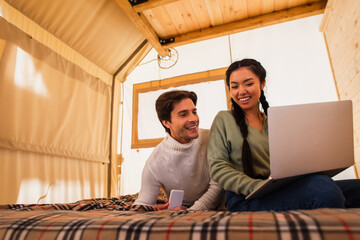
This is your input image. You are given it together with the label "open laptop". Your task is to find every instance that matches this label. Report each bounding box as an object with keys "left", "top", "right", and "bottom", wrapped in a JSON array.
[{"left": 246, "top": 100, "right": 354, "bottom": 200}]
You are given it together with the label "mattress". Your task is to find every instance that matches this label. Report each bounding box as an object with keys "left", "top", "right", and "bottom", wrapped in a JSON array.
[{"left": 0, "top": 195, "right": 360, "bottom": 240}]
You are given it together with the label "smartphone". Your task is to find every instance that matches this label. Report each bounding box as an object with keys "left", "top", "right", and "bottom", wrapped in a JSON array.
[{"left": 168, "top": 190, "right": 184, "bottom": 209}]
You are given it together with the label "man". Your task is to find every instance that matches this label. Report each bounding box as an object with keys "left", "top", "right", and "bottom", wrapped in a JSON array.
[{"left": 133, "top": 90, "right": 224, "bottom": 210}]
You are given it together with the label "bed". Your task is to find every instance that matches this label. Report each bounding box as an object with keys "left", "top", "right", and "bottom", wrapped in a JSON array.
[{"left": 1, "top": 194, "right": 360, "bottom": 240}]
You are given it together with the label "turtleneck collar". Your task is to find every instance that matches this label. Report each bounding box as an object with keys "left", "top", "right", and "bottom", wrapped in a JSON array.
[{"left": 162, "top": 133, "right": 195, "bottom": 152}]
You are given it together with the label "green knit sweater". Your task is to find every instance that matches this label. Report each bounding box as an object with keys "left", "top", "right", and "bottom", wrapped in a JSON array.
[{"left": 207, "top": 110, "right": 270, "bottom": 196}]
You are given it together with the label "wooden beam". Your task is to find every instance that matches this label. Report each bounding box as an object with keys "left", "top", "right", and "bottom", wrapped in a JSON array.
[
  {"left": 319, "top": 0, "right": 335, "bottom": 32},
  {"left": 115, "top": 40, "right": 153, "bottom": 82},
  {"left": 115, "top": 0, "right": 168, "bottom": 57},
  {"left": 133, "top": 0, "right": 180, "bottom": 12},
  {"left": 163, "top": 0, "right": 327, "bottom": 48}
]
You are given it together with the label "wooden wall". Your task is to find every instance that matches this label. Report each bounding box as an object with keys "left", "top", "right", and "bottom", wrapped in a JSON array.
[{"left": 320, "top": 0, "right": 360, "bottom": 177}]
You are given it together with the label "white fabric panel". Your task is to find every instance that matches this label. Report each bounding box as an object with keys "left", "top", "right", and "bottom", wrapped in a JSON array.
[
  {"left": 0, "top": 18, "right": 111, "bottom": 162},
  {"left": 0, "top": 16, "right": 111, "bottom": 203},
  {"left": 0, "top": 148, "right": 107, "bottom": 204},
  {"left": 0, "top": 41, "right": 111, "bottom": 162}
]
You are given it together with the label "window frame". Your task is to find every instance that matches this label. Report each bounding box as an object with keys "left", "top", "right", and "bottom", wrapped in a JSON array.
[{"left": 131, "top": 67, "right": 230, "bottom": 149}]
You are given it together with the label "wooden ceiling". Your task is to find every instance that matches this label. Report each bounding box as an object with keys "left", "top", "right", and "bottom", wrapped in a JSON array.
[{"left": 115, "top": 0, "right": 327, "bottom": 57}]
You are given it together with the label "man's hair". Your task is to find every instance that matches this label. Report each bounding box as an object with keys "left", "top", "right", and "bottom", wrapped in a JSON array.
[{"left": 155, "top": 90, "right": 197, "bottom": 134}]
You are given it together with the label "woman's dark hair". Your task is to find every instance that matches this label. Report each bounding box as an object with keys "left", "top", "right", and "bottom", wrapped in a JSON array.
[
  {"left": 225, "top": 59, "right": 269, "bottom": 179},
  {"left": 155, "top": 90, "right": 197, "bottom": 134}
]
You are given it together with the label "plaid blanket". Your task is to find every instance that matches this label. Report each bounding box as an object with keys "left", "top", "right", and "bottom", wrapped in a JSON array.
[{"left": 1, "top": 196, "right": 360, "bottom": 240}]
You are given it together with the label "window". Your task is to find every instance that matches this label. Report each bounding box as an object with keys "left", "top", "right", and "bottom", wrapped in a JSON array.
[{"left": 132, "top": 67, "right": 230, "bottom": 148}]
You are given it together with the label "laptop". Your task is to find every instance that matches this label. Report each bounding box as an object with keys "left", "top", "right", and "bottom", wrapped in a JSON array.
[{"left": 246, "top": 100, "right": 354, "bottom": 200}]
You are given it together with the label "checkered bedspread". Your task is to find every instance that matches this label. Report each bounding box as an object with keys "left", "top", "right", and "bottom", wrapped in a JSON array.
[{"left": 1, "top": 196, "right": 360, "bottom": 240}]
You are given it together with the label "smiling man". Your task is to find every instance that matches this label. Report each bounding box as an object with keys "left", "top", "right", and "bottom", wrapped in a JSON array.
[{"left": 133, "top": 90, "right": 224, "bottom": 210}]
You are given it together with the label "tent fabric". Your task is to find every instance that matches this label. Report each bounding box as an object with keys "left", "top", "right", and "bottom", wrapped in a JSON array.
[
  {"left": 0, "top": 0, "right": 112, "bottom": 84},
  {"left": 0, "top": 148, "right": 107, "bottom": 204},
  {"left": 0, "top": 13, "right": 110, "bottom": 203},
  {"left": 0, "top": 18, "right": 111, "bottom": 163},
  {"left": 3, "top": 0, "right": 145, "bottom": 75}
]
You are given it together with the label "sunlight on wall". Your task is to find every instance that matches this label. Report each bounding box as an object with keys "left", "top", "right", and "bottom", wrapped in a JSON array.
[
  {"left": 16, "top": 179, "right": 93, "bottom": 204},
  {"left": 16, "top": 179, "right": 47, "bottom": 204},
  {"left": 14, "top": 47, "right": 48, "bottom": 97}
]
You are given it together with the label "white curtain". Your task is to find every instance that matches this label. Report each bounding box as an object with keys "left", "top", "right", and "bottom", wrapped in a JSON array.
[{"left": 0, "top": 14, "right": 111, "bottom": 204}]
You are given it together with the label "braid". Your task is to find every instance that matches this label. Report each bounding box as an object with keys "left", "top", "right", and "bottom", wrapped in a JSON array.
[
  {"left": 231, "top": 99, "right": 255, "bottom": 178},
  {"left": 226, "top": 59, "right": 269, "bottom": 179},
  {"left": 259, "top": 90, "right": 269, "bottom": 116}
]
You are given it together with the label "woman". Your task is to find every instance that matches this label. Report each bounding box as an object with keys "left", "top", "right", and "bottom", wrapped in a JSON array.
[{"left": 207, "top": 58, "right": 360, "bottom": 211}]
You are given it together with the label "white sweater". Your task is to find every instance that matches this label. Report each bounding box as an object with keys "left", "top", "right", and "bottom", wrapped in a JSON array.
[{"left": 134, "top": 129, "right": 224, "bottom": 210}]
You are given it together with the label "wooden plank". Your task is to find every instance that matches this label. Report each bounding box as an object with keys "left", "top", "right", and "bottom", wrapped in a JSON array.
[
  {"left": 142, "top": 9, "right": 167, "bottom": 38},
  {"left": 219, "top": 0, "right": 248, "bottom": 24},
  {"left": 355, "top": 127, "right": 360, "bottom": 150},
  {"left": 247, "top": 0, "right": 263, "bottom": 18},
  {"left": 334, "top": 50, "right": 360, "bottom": 92},
  {"left": 274, "top": 0, "right": 289, "bottom": 11},
  {"left": 143, "top": 6, "right": 181, "bottom": 38},
  {"left": 353, "top": 92, "right": 360, "bottom": 117},
  {"left": 325, "top": 0, "right": 360, "bottom": 51},
  {"left": 204, "top": 0, "right": 224, "bottom": 26},
  {"left": 115, "top": 41, "right": 153, "bottom": 82},
  {"left": 322, "top": 33, "right": 340, "bottom": 100},
  {"left": 114, "top": 0, "right": 169, "bottom": 57},
  {"left": 338, "top": 71, "right": 360, "bottom": 100},
  {"left": 189, "top": 0, "right": 211, "bottom": 29},
  {"left": 261, "top": 0, "right": 275, "bottom": 14},
  {"left": 355, "top": 161, "right": 360, "bottom": 179},
  {"left": 163, "top": 0, "right": 327, "bottom": 48},
  {"left": 323, "top": 0, "right": 360, "bottom": 179},
  {"left": 330, "top": 27, "right": 360, "bottom": 81},
  {"left": 355, "top": 151, "right": 360, "bottom": 167},
  {"left": 354, "top": 105, "right": 360, "bottom": 133},
  {"left": 327, "top": 28, "right": 360, "bottom": 69},
  {"left": 319, "top": 0, "right": 335, "bottom": 32},
  {"left": 133, "top": 67, "right": 227, "bottom": 93},
  {"left": 321, "top": 0, "right": 346, "bottom": 41},
  {"left": 0, "top": 39, "right": 6, "bottom": 60},
  {"left": 289, "top": 0, "right": 308, "bottom": 8},
  {"left": 177, "top": 1, "right": 202, "bottom": 33},
  {"left": 132, "top": 138, "right": 163, "bottom": 149},
  {"left": 164, "top": 1, "right": 191, "bottom": 34},
  {"left": 133, "top": 0, "right": 181, "bottom": 12}
]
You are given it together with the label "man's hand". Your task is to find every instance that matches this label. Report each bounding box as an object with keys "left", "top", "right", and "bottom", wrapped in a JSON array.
[
  {"left": 153, "top": 202, "right": 169, "bottom": 210},
  {"left": 153, "top": 202, "right": 187, "bottom": 211}
]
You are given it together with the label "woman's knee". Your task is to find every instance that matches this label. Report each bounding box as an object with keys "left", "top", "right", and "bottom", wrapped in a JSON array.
[
  {"left": 301, "top": 174, "right": 345, "bottom": 208},
  {"left": 226, "top": 191, "right": 246, "bottom": 211}
]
